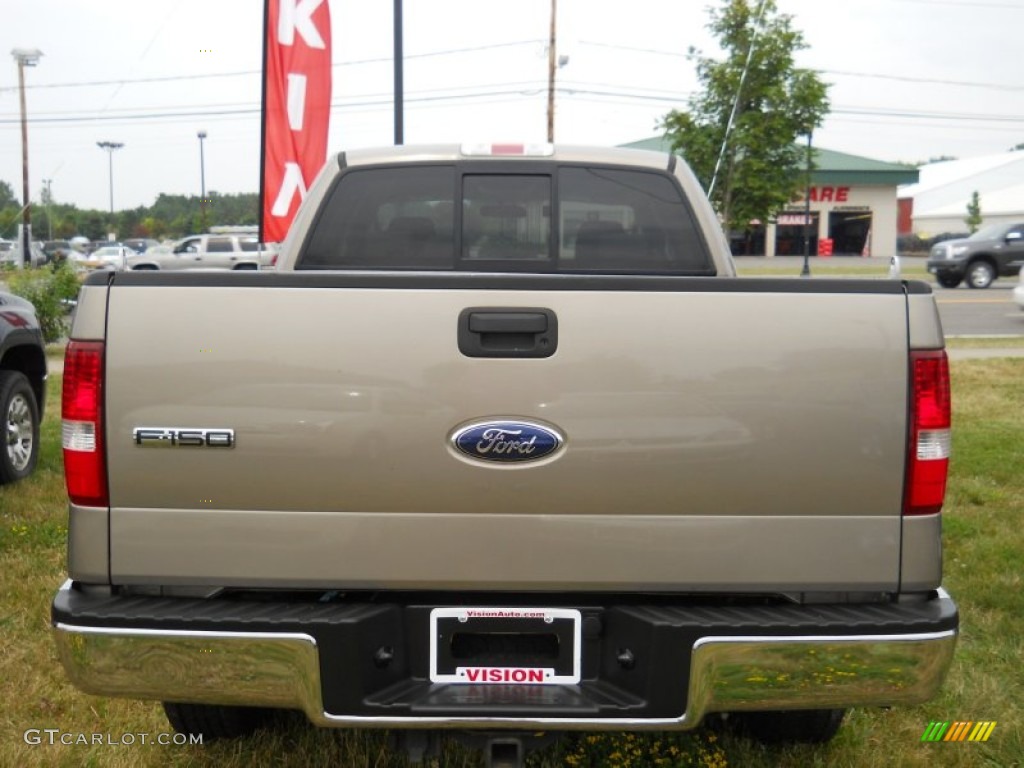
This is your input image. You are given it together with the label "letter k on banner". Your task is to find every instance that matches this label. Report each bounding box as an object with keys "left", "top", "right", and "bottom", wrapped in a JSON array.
[{"left": 261, "top": 0, "right": 332, "bottom": 243}]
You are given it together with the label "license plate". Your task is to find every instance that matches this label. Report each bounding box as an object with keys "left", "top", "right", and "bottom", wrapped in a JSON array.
[{"left": 429, "top": 607, "right": 581, "bottom": 685}]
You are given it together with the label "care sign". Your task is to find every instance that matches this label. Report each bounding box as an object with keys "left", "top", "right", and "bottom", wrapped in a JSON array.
[
  {"left": 429, "top": 608, "right": 582, "bottom": 685},
  {"left": 795, "top": 186, "right": 852, "bottom": 203}
]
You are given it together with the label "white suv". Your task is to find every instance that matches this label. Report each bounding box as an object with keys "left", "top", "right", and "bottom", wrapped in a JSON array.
[{"left": 127, "top": 234, "right": 277, "bottom": 271}]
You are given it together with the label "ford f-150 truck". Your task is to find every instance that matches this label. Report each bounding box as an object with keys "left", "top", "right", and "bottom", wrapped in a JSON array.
[{"left": 52, "top": 144, "right": 957, "bottom": 763}]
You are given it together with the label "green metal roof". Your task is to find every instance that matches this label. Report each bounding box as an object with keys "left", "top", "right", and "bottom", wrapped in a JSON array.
[{"left": 620, "top": 137, "right": 919, "bottom": 186}]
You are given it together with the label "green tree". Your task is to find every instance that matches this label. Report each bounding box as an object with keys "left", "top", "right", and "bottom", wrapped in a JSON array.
[
  {"left": 0, "top": 184, "right": 260, "bottom": 243},
  {"left": 965, "top": 190, "right": 982, "bottom": 233},
  {"left": 661, "top": 0, "right": 830, "bottom": 232},
  {"left": 78, "top": 211, "right": 108, "bottom": 241},
  {"left": 0, "top": 180, "right": 15, "bottom": 209}
]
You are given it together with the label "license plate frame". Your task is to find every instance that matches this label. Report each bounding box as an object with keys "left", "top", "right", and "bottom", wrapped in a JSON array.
[{"left": 429, "top": 607, "right": 582, "bottom": 685}]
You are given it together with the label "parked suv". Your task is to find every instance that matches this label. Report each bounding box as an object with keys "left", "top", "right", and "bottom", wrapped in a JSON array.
[
  {"left": 126, "top": 234, "right": 277, "bottom": 270},
  {"left": 0, "top": 290, "right": 45, "bottom": 485},
  {"left": 927, "top": 222, "right": 1024, "bottom": 288}
]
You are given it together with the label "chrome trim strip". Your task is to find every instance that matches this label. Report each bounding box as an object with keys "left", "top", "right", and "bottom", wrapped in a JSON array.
[{"left": 53, "top": 618, "right": 957, "bottom": 730}]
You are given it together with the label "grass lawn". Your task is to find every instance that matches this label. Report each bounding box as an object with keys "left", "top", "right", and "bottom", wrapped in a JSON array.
[
  {"left": 734, "top": 261, "right": 929, "bottom": 279},
  {"left": 1, "top": 360, "right": 1021, "bottom": 766},
  {"left": 946, "top": 337, "right": 1024, "bottom": 349}
]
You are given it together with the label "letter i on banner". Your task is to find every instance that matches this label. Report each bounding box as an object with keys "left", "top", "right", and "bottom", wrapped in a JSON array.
[{"left": 260, "top": 0, "right": 333, "bottom": 244}]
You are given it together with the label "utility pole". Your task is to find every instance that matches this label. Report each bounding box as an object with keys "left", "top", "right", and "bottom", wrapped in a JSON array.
[
  {"left": 394, "top": 0, "right": 403, "bottom": 145},
  {"left": 43, "top": 178, "right": 52, "bottom": 240},
  {"left": 801, "top": 130, "right": 813, "bottom": 277},
  {"left": 12, "top": 48, "right": 43, "bottom": 269},
  {"left": 96, "top": 141, "right": 124, "bottom": 235},
  {"left": 197, "top": 131, "right": 208, "bottom": 231},
  {"left": 546, "top": 0, "right": 557, "bottom": 143}
]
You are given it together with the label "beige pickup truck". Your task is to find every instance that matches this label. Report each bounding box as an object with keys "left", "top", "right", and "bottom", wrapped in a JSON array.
[{"left": 53, "top": 144, "right": 957, "bottom": 764}]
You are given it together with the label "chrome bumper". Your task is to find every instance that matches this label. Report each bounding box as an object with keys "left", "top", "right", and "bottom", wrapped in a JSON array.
[{"left": 55, "top": 622, "right": 956, "bottom": 730}]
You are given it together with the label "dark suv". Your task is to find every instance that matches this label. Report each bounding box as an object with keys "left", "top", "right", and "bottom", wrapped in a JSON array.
[
  {"left": 926, "top": 222, "right": 1024, "bottom": 288},
  {"left": 0, "top": 291, "right": 45, "bottom": 484}
]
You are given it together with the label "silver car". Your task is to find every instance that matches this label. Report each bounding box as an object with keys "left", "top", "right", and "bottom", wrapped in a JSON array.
[{"left": 80, "top": 245, "right": 135, "bottom": 272}]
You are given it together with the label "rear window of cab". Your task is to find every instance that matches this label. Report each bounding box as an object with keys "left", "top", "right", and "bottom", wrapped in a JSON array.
[{"left": 298, "top": 164, "right": 714, "bottom": 274}]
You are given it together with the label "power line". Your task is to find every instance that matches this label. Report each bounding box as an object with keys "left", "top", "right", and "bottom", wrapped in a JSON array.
[
  {"left": 0, "top": 40, "right": 545, "bottom": 94},
  {"left": 831, "top": 105, "right": 1024, "bottom": 123},
  {"left": 819, "top": 69, "right": 1024, "bottom": 92},
  {"left": 578, "top": 40, "right": 687, "bottom": 58},
  {"left": 4, "top": 77, "right": 685, "bottom": 122},
  {"left": 577, "top": 40, "right": 1024, "bottom": 92},
  {"left": 6, "top": 37, "right": 1015, "bottom": 110},
  {"left": 3, "top": 88, "right": 1023, "bottom": 129},
  {"left": 826, "top": 113, "right": 1024, "bottom": 134}
]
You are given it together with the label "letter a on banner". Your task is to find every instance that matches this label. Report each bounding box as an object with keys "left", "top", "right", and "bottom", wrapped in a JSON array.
[{"left": 260, "top": 0, "right": 332, "bottom": 244}]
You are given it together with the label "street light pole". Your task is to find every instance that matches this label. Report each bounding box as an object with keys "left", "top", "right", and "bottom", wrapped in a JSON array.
[
  {"left": 12, "top": 48, "right": 43, "bottom": 269},
  {"left": 96, "top": 141, "right": 124, "bottom": 232},
  {"left": 197, "top": 130, "right": 207, "bottom": 230},
  {"left": 393, "top": 0, "right": 403, "bottom": 145},
  {"left": 801, "top": 130, "right": 813, "bottom": 278},
  {"left": 546, "top": 0, "right": 557, "bottom": 142},
  {"left": 43, "top": 178, "right": 52, "bottom": 240}
]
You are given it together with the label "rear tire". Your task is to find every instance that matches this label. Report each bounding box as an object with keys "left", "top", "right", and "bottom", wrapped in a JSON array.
[
  {"left": 966, "top": 260, "right": 995, "bottom": 289},
  {"left": 162, "top": 702, "right": 271, "bottom": 741},
  {"left": 0, "top": 370, "right": 40, "bottom": 485},
  {"left": 729, "top": 708, "right": 847, "bottom": 744}
]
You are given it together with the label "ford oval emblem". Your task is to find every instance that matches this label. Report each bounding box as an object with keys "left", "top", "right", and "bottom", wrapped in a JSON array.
[{"left": 452, "top": 420, "right": 563, "bottom": 464}]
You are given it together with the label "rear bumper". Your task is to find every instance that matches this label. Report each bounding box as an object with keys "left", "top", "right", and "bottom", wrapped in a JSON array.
[{"left": 52, "top": 581, "right": 957, "bottom": 730}]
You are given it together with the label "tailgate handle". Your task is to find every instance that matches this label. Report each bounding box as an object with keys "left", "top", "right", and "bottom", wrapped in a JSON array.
[
  {"left": 458, "top": 308, "right": 558, "bottom": 358},
  {"left": 469, "top": 312, "right": 547, "bottom": 334}
]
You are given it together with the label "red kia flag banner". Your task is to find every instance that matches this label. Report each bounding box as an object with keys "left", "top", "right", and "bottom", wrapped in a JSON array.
[{"left": 260, "top": 0, "right": 332, "bottom": 243}]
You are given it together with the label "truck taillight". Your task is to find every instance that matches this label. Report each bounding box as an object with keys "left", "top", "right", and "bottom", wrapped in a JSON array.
[
  {"left": 904, "top": 350, "right": 950, "bottom": 516},
  {"left": 62, "top": 341, "right": 107, "bottom": 507}
]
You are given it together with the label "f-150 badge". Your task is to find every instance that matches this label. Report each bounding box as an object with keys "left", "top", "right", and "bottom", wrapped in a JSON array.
[
  {"left": 451, "top": 420, "right": 562, "bottom": 464},
  {"left": 133, "top": 428, "right": 235, "bottom": 448}
]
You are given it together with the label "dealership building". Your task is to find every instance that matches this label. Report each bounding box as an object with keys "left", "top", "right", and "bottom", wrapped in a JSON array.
[
  {"left": 622, "top": 137, "right": 919, "bottom": 258},
  {"left": 898, "top": 151, "right": 1024, "bottom": 236}
]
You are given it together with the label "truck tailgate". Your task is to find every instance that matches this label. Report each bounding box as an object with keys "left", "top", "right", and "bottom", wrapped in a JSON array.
[{"left": 103, "top": 275, "right": 911, "bottom": 592}]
